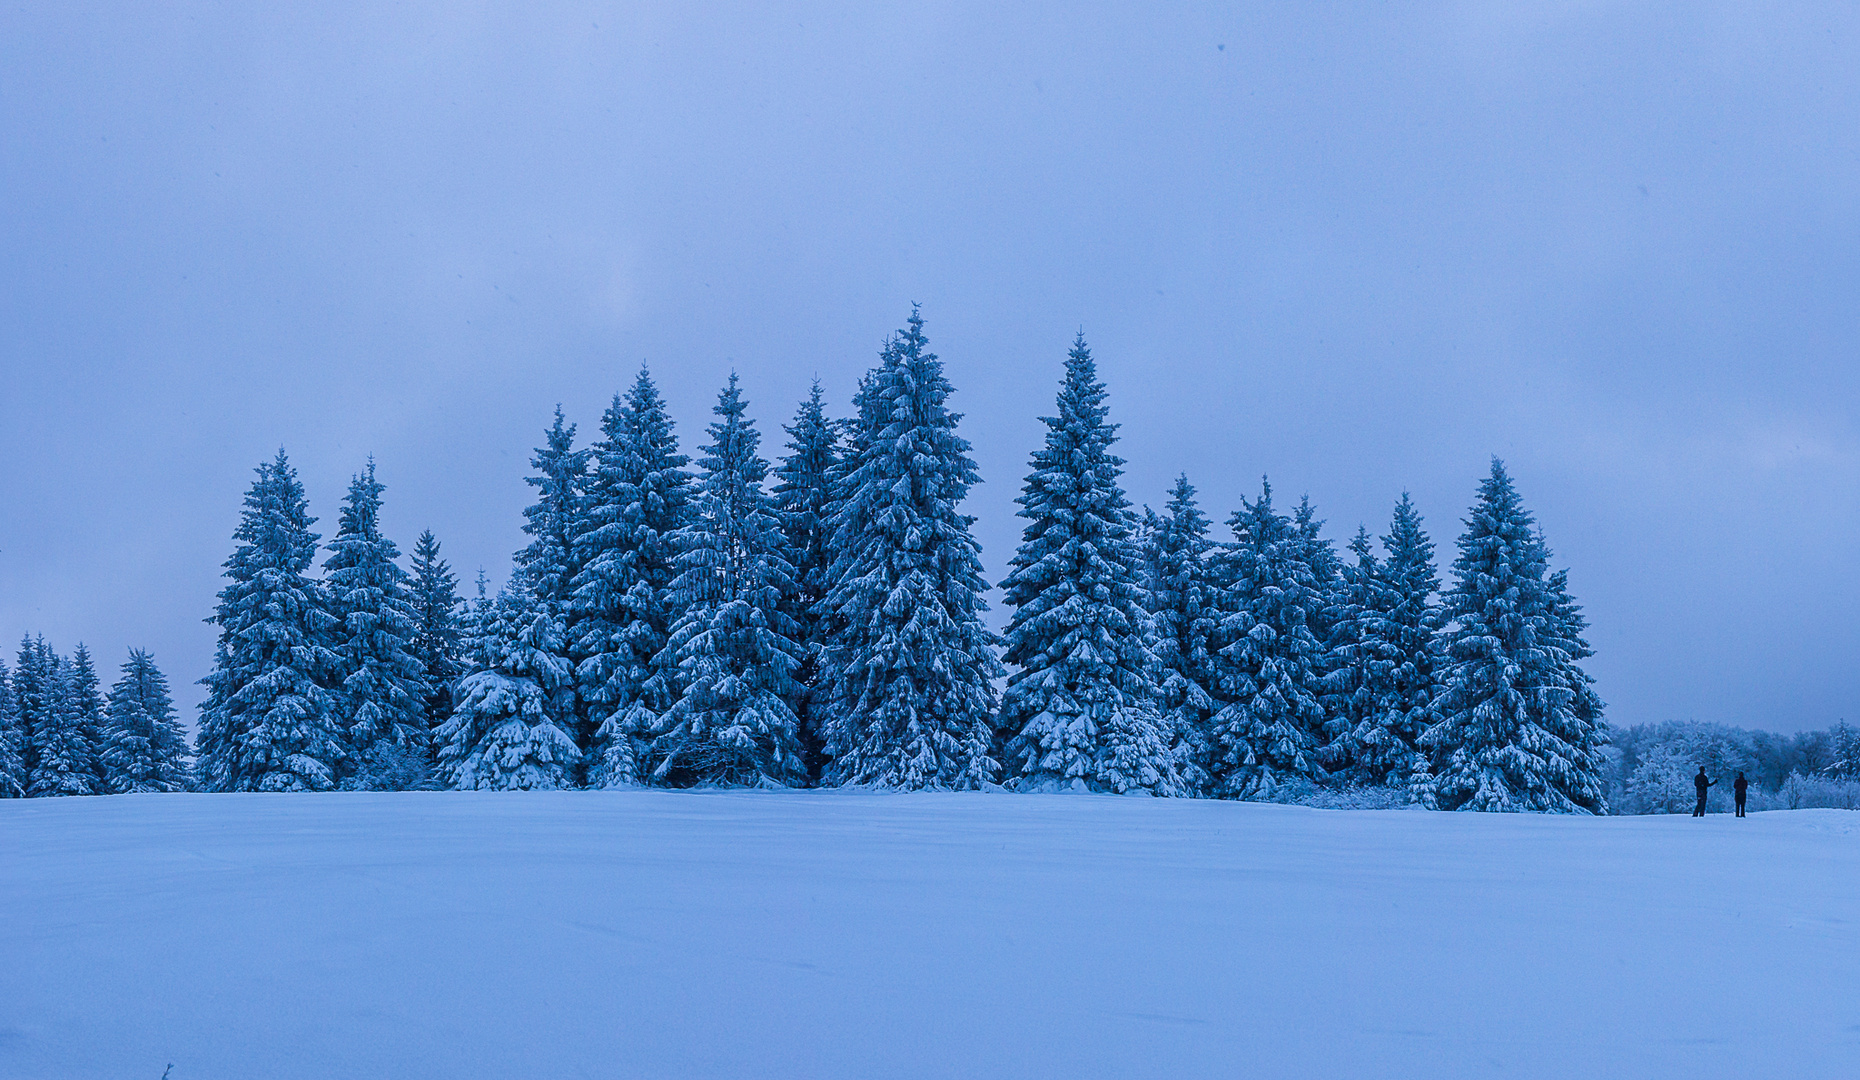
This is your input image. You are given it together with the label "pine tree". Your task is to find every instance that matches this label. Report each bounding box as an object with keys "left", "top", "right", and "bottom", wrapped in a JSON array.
[
  {"left": 29, "top": 647, "right": 100, "bottom": 797},
  {"left": 571, "top": 368, "right": 693, "bottom": 787},
  {"left": 997, "top": 336, "right": 1175, "bottom": 794},
  {"left": 0, "top": 661, "right": 28, "bottom": 797},
  {"left": 66, "top": 643, "right": 110, "bottom": 793},
  {"left": 12, "top": 635, "right": 48, "bottom": 783},
  {"left": 1370, "top": 494, "right": 1442, "bottom": 788},
  {"left": 434, "top": 578, "right": 582, "bottom": 790},
  {"left": 1319, "top": 527, "right": 1395, "bottom": 781},
  {"left": 99, "top": 650, "right": 191, "bottom": 792},
  {"left": 818, "top": 308, "right": 1004, "bottom": 789},
  {"left": 1206, "top": 481, "right": 1329, "bottom": 799},
  {"left": 771, "top": 380, "right": 842, "bottom": 780},
  {"left": 647, "top": 376, "right": 808, "bottom": 787},
  {"left": 517, "top": 407, "right": 591, "bottom": 760},
  {"left": 1421, "top": 460, "right": 1608, "bottom": 813},
  {"left": 324, "top": 462, "right": 430, "bottom": 789},
  {"left": 409, "top": 529, "right": 465, "bottom": 738},
  {"left": 194, "top": 451, "right": 347, "bottom": 792},
  {"left": 1143, "top": 475, "right": 1220, "bottom": 795}
]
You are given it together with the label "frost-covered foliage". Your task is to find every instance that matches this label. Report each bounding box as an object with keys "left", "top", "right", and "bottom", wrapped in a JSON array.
[
  {"left": 1319, "top": 528, "right": 1390, "bottom": 778},
  {"left": 1206, "top": 481, "right": 1329, "bottom": 800},
  {"left": 194, "top": 451, "right": 346, "bottom": 792},
  {"left": 572, "top": 368, "right": 693, "bottom": 787},
  {"left": 771, "top": 381, "right": 841, "bottom": 779},
  {"left": 436, "top": 583, "right": 581, "bottom": 790},
  {"left": 99, "top": 649, "right": 191, "bottom": 793},
  {"left": 517, "top": 408, "right": 591, "bottom": 750},
  {"left": 66, "top": 645, "right": 112, "bottom": 793},
  {"left": 1421, "top": 460, "right": 1608, "bottom": 814},
  {"left": 1771, "top": 772, "right": 1860, "bottom": 810},
  {"left": 1142, "top": 475, "right": 1220, "bottom": 795},
  {"left": 1321, "top": 496, "right": 1441, "bottom": 788},
  {"left": 648, "top": 377, "right": 808, "bottom": 788},
  {"left": 818, "top": 308, "right": 1003, "bottom": 789},
  {"left": 1260, "top": 779, "right": 1418, "bottom": 810},
  {"left": 20, "top": 639, "right": 100, "bottom": 796},
  {"left": 1825, "top": 721, "right": 1860, "bottom": 780},
  {"left": 0, "top": 661, "right": 25, "bottom": 797},
  {"left": 998, "top": 336, "right": 1176, "bottom": 795},
  {"left": 324, "top": 463, "right": 430, "bottom": 789},
  {"left": 408, "top": 529, "right": 464, "bottom": 738}
]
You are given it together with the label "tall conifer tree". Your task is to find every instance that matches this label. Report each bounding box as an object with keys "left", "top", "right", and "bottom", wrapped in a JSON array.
[
  {"left": 13, "top": 636, "right": 48, "bottom": 782},
  {"left": 194, "top": 451, "right": 346, "bottom": 792},
  {"left": 1319, "top": 527, "right": 1393, "bottom": 780},
  {"left": 772, "top": 381, "right": 841, "bottom": 780},
  {"left": 0, "top": 661, "right": 25, "bottom": 797},
  {"left": 1367, "top": 494, "right": 1442, "bottom": 787},
  {"left": 517, "top": 408, "right": 590, "bottom": 757},
  {"left": 1206, "top": 481, "right": 1329, "bottom": 799},
  {"left": 324, "top": 462, "right": 430, "bottom": 788},
  {"left": 409, "top": 530, "right": 465, "bottom": 737},
  {"left": 1143, "top": 475, "right": 1220, "bottom": 795},
  {"left": 998, "top": 336, "right": 1176, "bottom": 794},
  {"left": 29, "top": 647, "right": 100, "bottom": 796},
  {"left": 649, "top": 376, "right": 808, "bottom": 787},
  {"left": 66, "top": 644, "right": 109, "bottom": 793},
  {"left": 100, "top": 650, "right": 191, "bottom": 792},
  {"left": 434, "top": 579, "right": 582, "bottom": 790},
  {"left": 1422, "top": 460, "right": 1608, "bottom": 813},
  {"left": 572, "top": 368, "right": 693, "bottom": 787},
  {"left": 819, "top": 308, "right": 1003, "bottom": 789}
]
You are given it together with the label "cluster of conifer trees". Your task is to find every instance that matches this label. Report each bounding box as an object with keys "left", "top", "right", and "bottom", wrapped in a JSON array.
[
  {"left": 0, "top": 641, "right": 190, "bottom": 796},
  {"left": 2, "top": 308, "right": 1612, "bottom": 811}
]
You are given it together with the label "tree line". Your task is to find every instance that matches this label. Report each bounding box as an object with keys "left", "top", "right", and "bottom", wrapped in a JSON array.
[{"left": 5, "top": 308, "right": 1625, "bottom": 810}]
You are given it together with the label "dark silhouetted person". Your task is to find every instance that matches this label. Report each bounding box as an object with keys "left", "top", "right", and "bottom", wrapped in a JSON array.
[
  {"left": 1694, "top": 767, "right": 1715, "bottom": 816},
  {"left": 1734, "top": 771, "right": 1749, "bottom": 817}
]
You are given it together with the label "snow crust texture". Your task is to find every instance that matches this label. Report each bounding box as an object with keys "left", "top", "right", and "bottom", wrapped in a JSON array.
[{"left": 3, "top": 792, "right": 1855, "bottom": 1079}]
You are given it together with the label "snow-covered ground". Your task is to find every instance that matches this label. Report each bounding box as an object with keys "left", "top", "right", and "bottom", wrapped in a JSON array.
[{"left": 4, "top": 793, "right": 1856, "bottom": 1079}]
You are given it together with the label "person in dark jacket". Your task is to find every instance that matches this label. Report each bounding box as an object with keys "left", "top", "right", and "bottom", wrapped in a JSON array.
[
  {"left": 1693, "top": 767, "right": 1715, "bottom": 817},
  {"left": 1734, "top": 771, "right": 1749, "bottom": 817}
]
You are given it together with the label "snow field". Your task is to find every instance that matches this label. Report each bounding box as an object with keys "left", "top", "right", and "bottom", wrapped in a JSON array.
[{"left": 4, "top": 793, "right": 1857, "bottom": 1079}]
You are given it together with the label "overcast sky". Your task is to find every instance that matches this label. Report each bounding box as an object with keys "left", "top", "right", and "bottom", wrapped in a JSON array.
[{"left": 4, "top": 1, "right": 1857, "bottom": 732}]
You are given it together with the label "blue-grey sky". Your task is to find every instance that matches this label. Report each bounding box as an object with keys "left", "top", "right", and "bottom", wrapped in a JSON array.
[{"left": 3, "top": 2, "right": 1857, "bottom": 732}]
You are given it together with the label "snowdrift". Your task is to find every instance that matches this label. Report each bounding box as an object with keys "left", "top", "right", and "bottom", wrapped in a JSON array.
[{"left": 3, "top": 792, "right": 1855, "bottom": 1079}]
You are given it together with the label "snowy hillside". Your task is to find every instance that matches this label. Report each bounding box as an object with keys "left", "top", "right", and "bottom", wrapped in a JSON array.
[{"left": 4, "top": 793, "right": 1856, "bottom": 1079}]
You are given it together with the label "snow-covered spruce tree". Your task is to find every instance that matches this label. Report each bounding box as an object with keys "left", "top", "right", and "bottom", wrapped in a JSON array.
[
  {"left": 194, "top": 451, "right": 346, "bottom": 792},
  {"left": 1369, "top": 495, "right": 1443, "bottom": 788},
  {"left": 818, "top": 308, "right": 1004, "bottom": 789},
  {"left": 12, "top": 636, "right": 48, "bottom": 783},
  {"left": 517, "top": 407, "right": 591, "bottom": 756},
  {"left": 1205, "top": 481, "right": 1329, "bottom": 799},
  {"left": 1826, "top": 721, "right": 1860, "bottom": 780},
  {"left": 409, "top": 529, "right": 464, "bottom": 738},
  {"left": 1318, "top": 527, "right": 1398, "bottom": 782},
  {"left": 571, "top": 368, "right": 693, "bottom": 787},
  {"left": 324, "top": 462, "right": 430, "bottom": 789},
  {"left": 772, "top": 381, "right": 842, "bottom": 781},
  {"left": 1420, "top": 460, "right": 1608, "bottom": 813},
  {"left": 29, "top": 648, "right": 100, "bottom": 797},
  {"left": 0, "top": 661, "right": 28, "bottom": 797},
  {"left": 997, "top": 336, "right": 1175, "bottom": 794},
  {"left": 99, "top": 649, "right": 191, "bottom": 792},
  {"left": 647, "top": 376, "right": 808, "bottom": 787},
  {"left": 1143, "top": 475, "right": 1221, "bottom": 795},
  {"left": 65, "top": 643, "right": 111, "bottom": 793},
  {"left": 434, "top": 577, "right": 582, "bottom": 790}
]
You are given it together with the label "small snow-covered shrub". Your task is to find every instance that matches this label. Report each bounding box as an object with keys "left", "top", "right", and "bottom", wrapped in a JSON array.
[
  {"left": 1622, "top": 745, "right": 1702, "bottom": 815},
  {"left": 1263, "top": 779, "right": 1416, "bottom": 810},
  {"left": 1762, "top": 772, "right": 1860, "bottom": 811}
]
